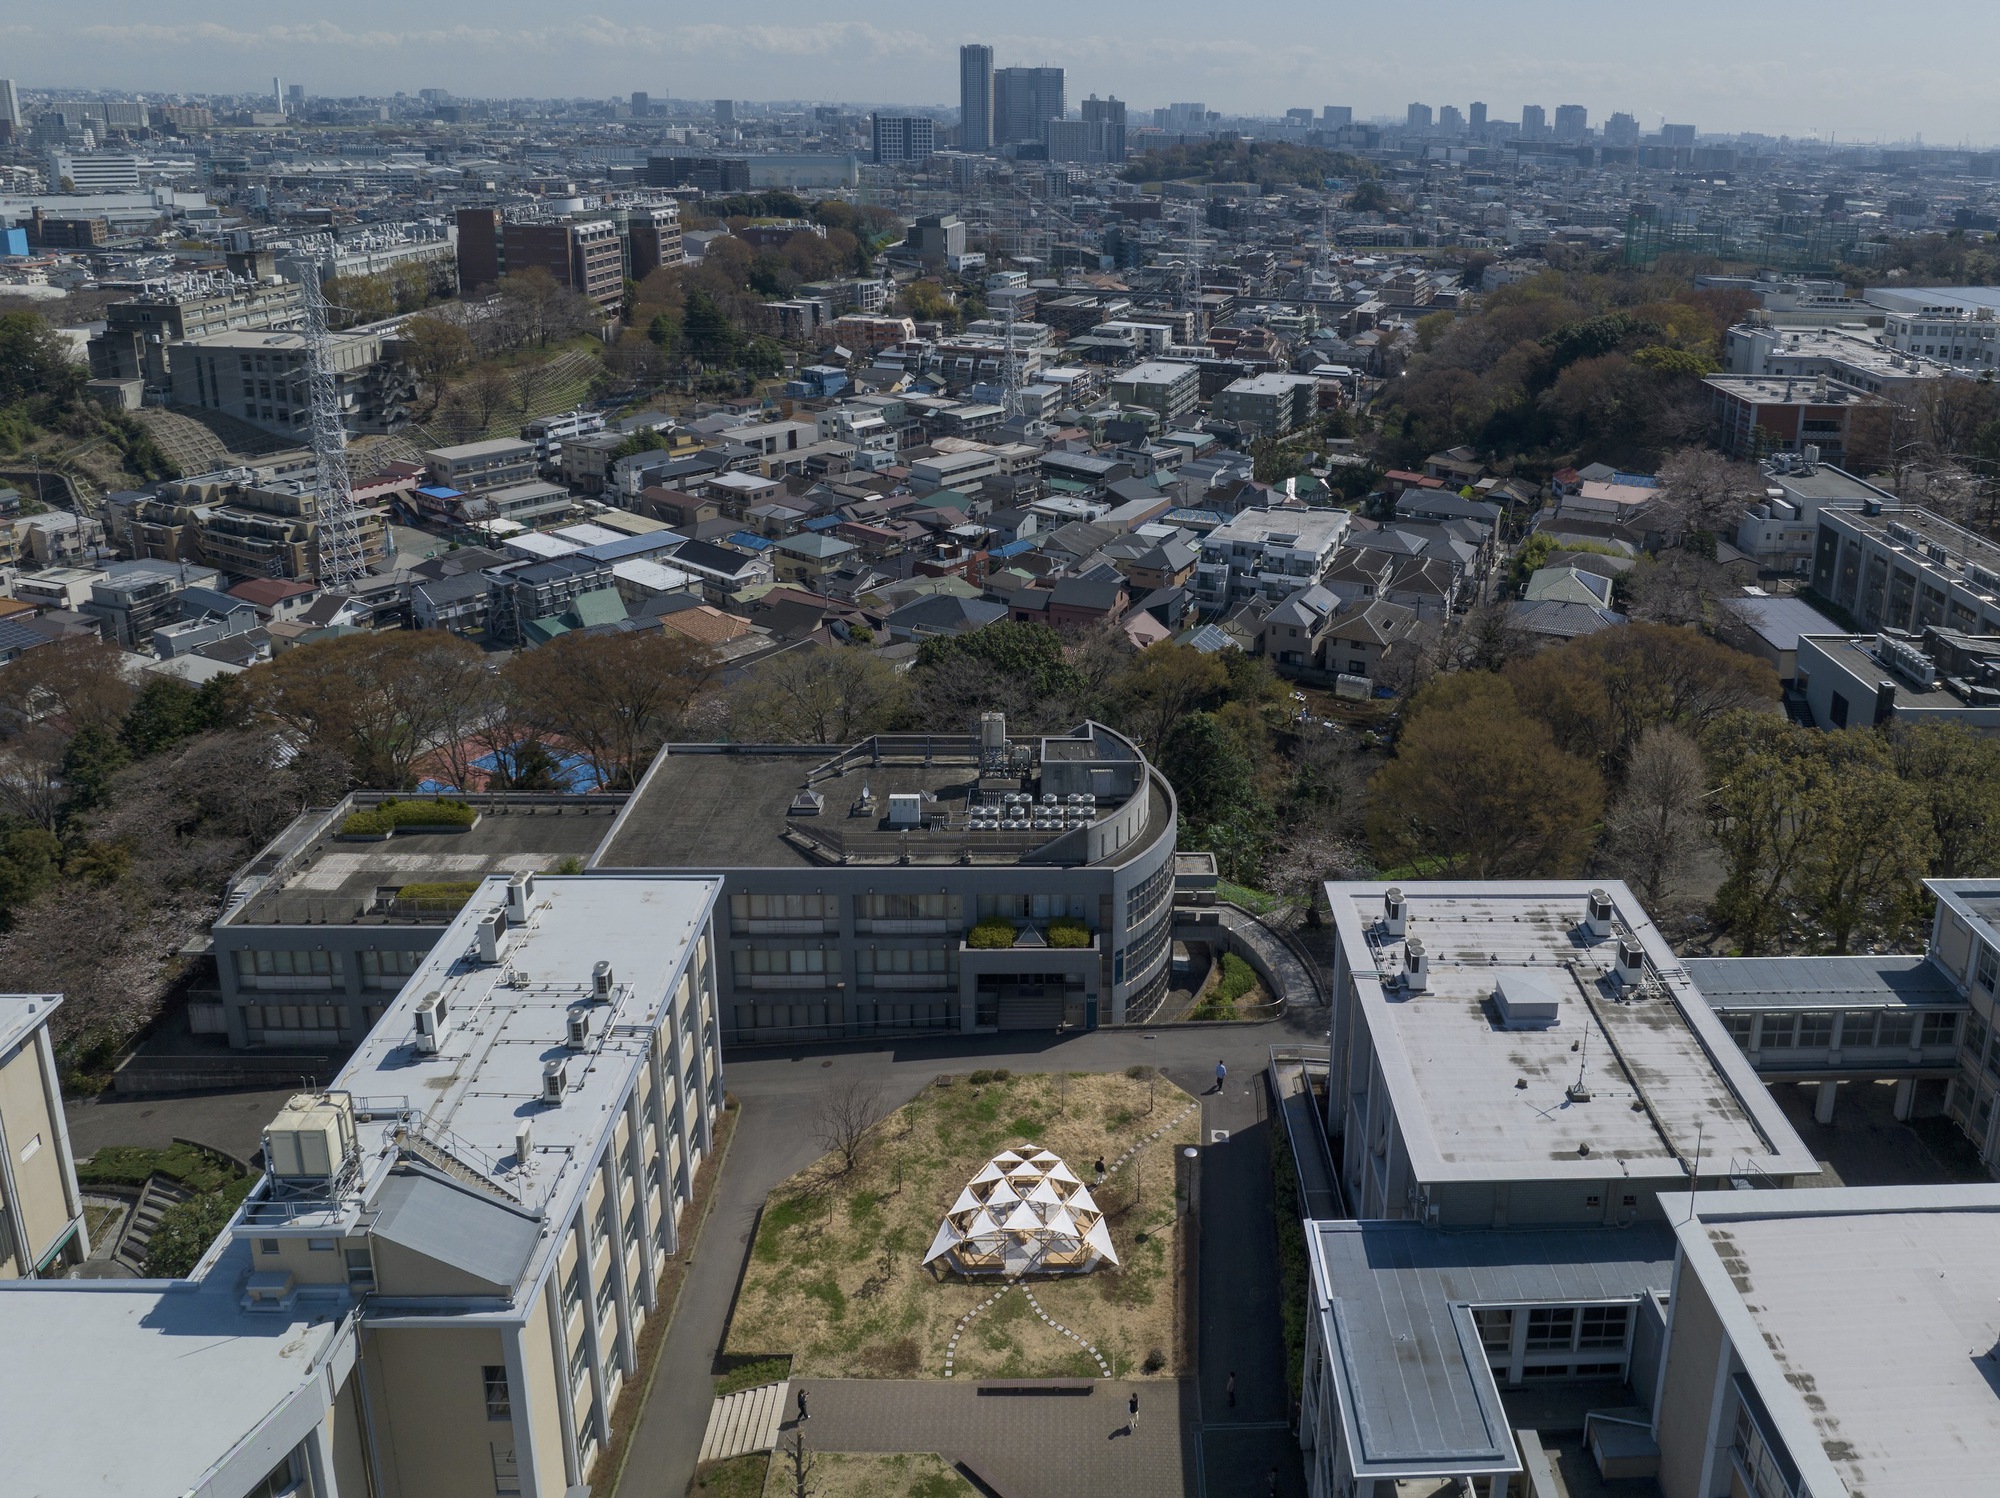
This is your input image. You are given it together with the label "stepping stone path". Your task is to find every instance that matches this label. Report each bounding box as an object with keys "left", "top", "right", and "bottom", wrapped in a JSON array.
[{"left": 941, "top": 1098, "right": 1200, "bottom": 1380}]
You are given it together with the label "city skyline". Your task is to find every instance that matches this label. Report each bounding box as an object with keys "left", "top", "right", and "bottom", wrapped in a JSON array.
[{"left": 4, "top": 0, "right": 2000, "bottom": 144}]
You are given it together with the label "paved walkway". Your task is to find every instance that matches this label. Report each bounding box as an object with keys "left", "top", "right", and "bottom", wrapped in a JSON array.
[
  {"left": 782, "top": 1377, "right": 1196, "bottom": 1496},
  {"left": 1211, "top": 906, "right": 1325, "bottom": 1007},
  {"left": 614, "top": 1018, "right": 1325, "bottom": 1498}
]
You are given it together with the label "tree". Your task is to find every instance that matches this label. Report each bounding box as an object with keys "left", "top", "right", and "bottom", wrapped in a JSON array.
[
  {"left": 57, "top": 724, "right": 129, "bottom": 817},
  {"left": 1116, "top": 643, "right": 1229, "bottom": 750},
  {"left": 1653, "top": 447, "right": 1760, "bottom": 541},
  {"left": 0, "top": 310, "right": 88, "bottom": 410},
  {"left": 812, "top": 1078, "right": 884, "bottom": 1175},
  {"left": 0, "top": 636, "right": 135, "bottom": 735},
  {"left": 1366, "top": 674, "right": 1604, "bottom": 878},
  {"left": 1791, "top": 736, "right": 1934, "bottom": 953},
  {"left": 325, "top": 273, "right": 395, "bottom": 327},
  {"left": 727, "top": 646, "right": 903, "bottom": 745},
  {"left": 462, "top": 366, "right": 514, "bottom": 437},
  {"left": 1603, "top": 725, "right": 1712, "bottom": 909},
  {"left": 401, "top": 313, "right": 474, "bottom": 390},
  {"left": 511, "top": 353, "right": 555, "bottom": 418},
  {"left": 780, "top": 1432, "right": 818, "bottom": 1498},
  {"left": 1156, "top": 712, "right": 1259, "bottom": 829},
  {"left": 506, "top": 632, "right": 718, "bottom": 790},
  {"left": 681, "top": 287, "right": 740, "bottom": 367},
  {"left": 144, "top": 1192, "right": 238, "bottom": 1277},
  {"left": 497, "top": 267, "right": 593, "bottom": 348},
  {"left": 249, "top": 633, "right": 486, "bottom": 788},
  {"left": 1890, "top": 721, "right": 2000, "bottom": 876}
]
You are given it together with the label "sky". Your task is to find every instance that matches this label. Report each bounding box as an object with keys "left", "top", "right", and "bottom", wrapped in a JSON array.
[{"left": 7, "top": 0, "right": 1999, "bottom": 145}]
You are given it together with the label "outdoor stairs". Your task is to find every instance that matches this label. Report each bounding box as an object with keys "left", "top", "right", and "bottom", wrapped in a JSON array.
[
  {"left": 115, "top": 1174, "right": 194, "bottom": 1273},
  {"left": 698, "top": 1381, "right": 791, "bottom": 1463},
  {"left": 397, "top": 1131, "right": 516, "bottom": 1202}
]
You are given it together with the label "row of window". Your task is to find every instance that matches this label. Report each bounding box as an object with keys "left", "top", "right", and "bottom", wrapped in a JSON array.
[
  {"left": 1721, "top": 1010, "right": 1958, "bottom": 1050},
  {"left": 733, "top": 948, "right": 841, "bottom": 976},
  {"left": 1473, "top": 1303, "right": 1630, "bottom": 1358},
  {"left": 1125, "top": 861, "right": 1173, "bottom": 927},
  {"left": 855, "top": 946, "right": 954, "bottom": 975}
]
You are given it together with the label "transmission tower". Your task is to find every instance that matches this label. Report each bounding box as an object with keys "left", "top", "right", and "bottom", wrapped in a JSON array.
[{"left": 295, "top": 254, "right": 366, "bottom": 590}]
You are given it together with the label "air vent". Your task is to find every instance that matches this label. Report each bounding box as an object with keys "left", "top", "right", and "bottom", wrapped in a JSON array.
[
  {"left": 1383, "top": 886, "right": 1406, "bottom": 936},
  {"left": 1585, "top": 889, "right": 1614, "bottom": 937},
  {"left": 413, "top": 990, "right": 449, "bottom": 1054},
  {"left": 476, "top": 910, "right": 509, "bottom": 965},
  {"left": 1614, "top": 938, "right": 1646, "bottom": 989},
  {"left": 567, "top": 1009, "right": 590, "bottom": 1048},
  {"left": 541, "top": 1059, "right": 568, "bottom": 1105},
  {"left": 1404, "top": 937, "right": 1429, "bottom": 992},
  {"left": 506, "top": 871, "right": 535, "bottom": 923},
  {"left": 515, "top": 1121, "right": 533, "bottom": 1164},
  {"left": 592, "top": 959, "right": 615, "bottom": 999}
]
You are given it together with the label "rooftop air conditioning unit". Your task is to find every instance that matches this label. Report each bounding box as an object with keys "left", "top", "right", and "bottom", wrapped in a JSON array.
[
  {"left": 506, "top": 871, "right": 535, "bottom": 924},
  {"left": 413, "top": 990, "right": 449, "bottom": 1054},
  {"left": 1404, "top": 937, "right": 1429, "bottom": 993},
  {"left": 567, "top": 1009, "right": 590, "bottom": 1049},
  {"left": 514, "top": 1121, "right": 533, "bottom": 1165},
  {"left": 1586, "top": 888, "right": 1614, "bottom": 937},
  {"left": 1383, "top": 886, "right": 1407, "bottom": 936},
  {"left": 476, "top": 910, "right": 509, "bottom": 965},
  {"left": 592, "top": 959, "right": 615, "bottom": 1000},
  {"left": 542, "top": 1058, "right": 568, "bottom": 1105},
  {"left": 1614, "top": 938, "right": 1646, "bottom": 990}
]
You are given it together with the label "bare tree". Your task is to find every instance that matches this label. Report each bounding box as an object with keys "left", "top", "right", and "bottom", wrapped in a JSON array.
[
  {"left": 1603, "top": 724, "right": 1712, "bottom": 909},
  {"left": 782, "top": 1432, "right": 817, "bottom": 1498},
  {"left": 1654, "top": 447, "right": 1760, "bottom": 542},
  {"left": 812, "top": 1078, "right": 885, "bottom": 1175},
  {"left": 727, "top": 645, "right": 903, "bottom": 745}
]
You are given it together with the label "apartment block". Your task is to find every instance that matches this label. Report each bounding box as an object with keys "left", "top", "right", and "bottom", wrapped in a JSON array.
[
  {"left": 1810, "top": 501, "right": 2000, "bottom": 635},
  {"left": 170, "top": 328, "right": 416, "bottom": 437},
  {"left": 1213, "top": 372, "right": 1320, "bottom": 436},
  {"left": 88, "top": 278, "right": 307, "bottom": 391},
  {"left": 1107, "top": 360, "right": 1200, "bottom": 424},
  {"left": 0, "top": 874, "right": 725, "bottom": 1498},
  {"left": 0, "top": 994, "right": 88, "bottom": 1279},
  {"left": 426, "top": 438, "right": 538, "bottom": 495},
  {"left": 1194, "top": 507, "right": 1350, "bottom": 608},
  {"left": 870, "top": 114, "right": 936, "bottom": 164},
  {"left": 453, "top": 209, "right": 625, "bottom": 307}
]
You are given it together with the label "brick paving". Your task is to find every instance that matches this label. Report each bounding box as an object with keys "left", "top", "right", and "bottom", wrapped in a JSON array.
[{"left": 781, "top": 1376, "right": 1198, "bottom": 1497}]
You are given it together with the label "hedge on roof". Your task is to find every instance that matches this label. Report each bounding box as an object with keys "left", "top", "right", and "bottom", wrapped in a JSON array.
[
  {"left": 1045, "top": 917, "right": 1092, "bottom": 948},
  {"left": 394, "top": 881, "right": 481, "bottom": 909},
  {"left": 340, "top": 798, "right": 477, "bottom": 836},
  {"left": 967, "top": 917, "right": 1018, "bottom": 949}
]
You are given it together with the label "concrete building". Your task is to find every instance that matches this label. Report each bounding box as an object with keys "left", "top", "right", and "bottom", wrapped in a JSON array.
[
  {"left": 1702, "top": 373, "right": 1881, "bottom": 463},
  {"left": 1213, "top": 372, "right": 1320, "bottom": 436},
  {"left": 1107, "top": 361, "right": 1200, "bottom": 425},
  {"left": 1810, "top": 502, "right": 2000, "bottom": 636},
  {"left": 170, "top": 328, "right": 415, "bottom": 438},
  {"left": 0, "top": 994, "right": 89, "bottom": 1279},
  {"left": 1321, "top": 880, "right": 1816, "bottom": 1226},
  {"left": 1732, "top": 458, "right": 1898, "bottom": 574},
  {"left": 1722, "top": 321, "right": 1949, "bottom": 396},
  {"left": 1194, "top": 507, "right": 1350, "bottom": 609},
  {"left": 591, "top": 718, "right": 1181, "bottom": 1041},
  {"left": 994, "top": 67, "right": 1065, "bottom": 146},
  {"left": 88, "top": 278, "right": 306, "bottom": 392},
  {"left": 960, "top": 44, "right": 995, "bottom": 152},
  {"left": 1795, "top": 627, "right": 2000, "bottom": 730},
  {"left": 426, "top": 438, "right": 538, "bottom": 496},
  {"left": 870, "top": 115, "right": 936, "bottom": 165},
  {"left": 0, "top": 873, "right": 724, "bottom": 1498},
  {"left": 1862, "top": 283, "right": 2000, "bottom": 370},
  {"left": 453, "top": 208, "right": 625, "bottom": 307}
]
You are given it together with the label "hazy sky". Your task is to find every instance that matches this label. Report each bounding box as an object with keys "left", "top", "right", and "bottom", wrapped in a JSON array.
[{"left": 8, "top": 0, "right": 1998, "bottom": 144}]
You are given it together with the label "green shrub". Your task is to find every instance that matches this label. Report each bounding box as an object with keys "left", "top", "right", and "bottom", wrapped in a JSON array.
[
  {"left": 714, "top": 1356, "right": 792, "bottom": 1397},
  {"left": 79, "top": 1142, "right": 245, "bottom": 1196},
  {"left": 967, "top": 917, "right": 1017, "bottom": 949},
  {"left": 341, "top": 798, "right": 477, "bottom": 836},
  {"left": 1214, "top": 953, "right": 1259, "bottom": 1004},
  {"left": 393, "top": 881, "right": 480, "bottom": 909},
  {"left": 1046, "top": 917, "right": 1091, "bottom": 948},
  {"left": 145, "top": 1192, "right": 238, "bottom": 1278},
  {"left": 968, "top": 1069, "right": 997, "bottom": 1085}
]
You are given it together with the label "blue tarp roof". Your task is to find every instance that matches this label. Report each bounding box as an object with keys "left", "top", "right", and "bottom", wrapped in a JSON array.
[{"left": 727, "top": 531, "right": 774, "bottom": 552}]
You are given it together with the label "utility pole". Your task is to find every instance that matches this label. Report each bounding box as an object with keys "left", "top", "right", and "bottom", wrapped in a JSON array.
[{"left": 295, "top": 250, "right": 366, "bottom": 590}]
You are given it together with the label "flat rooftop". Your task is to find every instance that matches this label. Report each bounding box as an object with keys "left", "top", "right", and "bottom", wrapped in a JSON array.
[
  {"left": 1311, "top": 1219, "right": 1676, "bottom": 1479},
  {"left": 1832, "top": 503, "right": 2000, "bottom": 572},
  {"left": 1798, "top": 633, "right": 1988, "bottom": 714},
  {"left": 1685, "top": 1187, "right": 2000, "bottom": 1497},
  {"left": 1686, "top": 954, "right": 1964, "bottom": 1012},
  {"left": 1703, "top": 374, "right": 1877, "bottom": 406},
  {"left": 596, "top": 734, "right": 1166, "bottom": 870},
  {"left": 228, "top": 797, "right": 623, "bottom": 926},
  {"left": 263, "top": 875, "right": 718, "bottom": 1295},
  {"left": 1327, "top": 882, "right": 1815, "bottom": 1182},
  {"left": 0, "top": 991, "right": 59, "bottom": 1058},
  {"left": 0, "top": 1257, "right": 345, "bottom": 1497}
]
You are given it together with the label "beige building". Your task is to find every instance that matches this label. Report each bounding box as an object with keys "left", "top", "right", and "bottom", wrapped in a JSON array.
[
  {"left": 0, "top": 873, "right": 725, "bottom": 1498},
  {"left": 0, "top": 994, "right": 89, "bottom": 1279}
]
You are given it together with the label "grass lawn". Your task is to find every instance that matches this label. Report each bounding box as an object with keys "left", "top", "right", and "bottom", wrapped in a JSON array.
[
  {"left": 726, "top": 1070, "right": 1201, "bottom": 1381},
  {"left": 762, "top": 1449, "right": 972, "bottom": 1498},
  {"left": 690, "top": 1454, "right": 767, "bottom": 1498}
]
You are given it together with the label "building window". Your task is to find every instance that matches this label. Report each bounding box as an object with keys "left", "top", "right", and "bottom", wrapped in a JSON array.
[
  {"left": 732, "top": 948, "right": 839, "bottom": 976},
  {"left": 1828, "top": 691, "right": 1849, "bottom": 727},
  {"left": 483, "top": 1365, "right": 512, "bottom": 1421},
  {"left": 1924, "top": 1012, "right": 1961, "bottom": 1047},
  {"left": 1577, "top": 1305, "right": 1629, "bottom": 1350},
  {"left": 1794, "top": 1013, "right": 1833, "bottom": 1048},
  {"left": 1761, "top": 1014, "right": 1798, "bottom": 1048},
  {"left": 1474, "top": 1307, "right": 1514, "bottom": 1355},
  {"left": 236, "top": 949, "right": 342, "bottom": 978},
  {"left": 1525, "top": 1307, "right": 1576, "bottom": 1352},
  {"left": 258, "top": 1238, "right": 280, "bottom": 1256},
  {"left": 1978, "top": 944, "right": 1997, "bottom": 994},
  {"left": 1724, "top": 1013, "right": 1755, "bottom": 1048},
  {"left": 1876, "top": 1013, "right": 1914, "bottom": 1048},
  {"left": 361, "top": 949, "right": 425, "bottom": 987}
]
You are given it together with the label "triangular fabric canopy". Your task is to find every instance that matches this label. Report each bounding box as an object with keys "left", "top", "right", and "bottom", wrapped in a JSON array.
[{"left": 922, "top": 1147, "right": 1120, "bottom": 1274}]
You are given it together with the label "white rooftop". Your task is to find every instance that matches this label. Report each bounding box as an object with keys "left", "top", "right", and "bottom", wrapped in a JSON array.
[
  {"left": 0, "top": 1261, "right": 344, "bottom": 1497},
  {"left": 258, "top": 876, "right": 718, "bottom": 1295},
  {"left": 0, "top": 991, "right": 59, "bottom": 1059},
  {"left": 1683, "top": 1187, "right": 2000, "bottom": 1498},
  {"left": 1326, "top": 881, "right": 1814, "bottom": 1183}
]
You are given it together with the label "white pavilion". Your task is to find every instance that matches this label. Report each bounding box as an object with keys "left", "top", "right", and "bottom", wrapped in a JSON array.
[{"left": 923, "top": 1147, "right": 1119, "bottom": 1277}]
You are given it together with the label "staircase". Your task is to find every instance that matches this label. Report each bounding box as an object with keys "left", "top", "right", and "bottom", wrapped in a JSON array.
[
  {"left": 397, "top": 1129, "right": 518, "bottom": 1202},
  {"left": 114, "top": 1175, "right": 194, "bottom": 1274},
  {"left": 698, "top": 1381, "right": 791, "bottom": 1463}
]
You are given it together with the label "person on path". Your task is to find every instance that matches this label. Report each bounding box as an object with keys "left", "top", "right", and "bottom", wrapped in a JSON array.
[
  {"left": 1094, "top": 1156, "right": 1106, "bottom": 1182},
  {"left": 1226, "top": 1370, "right": 1236, "bottom": 1407},
  {"left": 1214, "top": 1059, "right": 1228, "bottom": 1094},
  {"left": 796, "top": 1387, "right": 809, "bottom": 1423},
  {"left": 1127, "top": 1389, "right": 1140, "bottom": 1431}
]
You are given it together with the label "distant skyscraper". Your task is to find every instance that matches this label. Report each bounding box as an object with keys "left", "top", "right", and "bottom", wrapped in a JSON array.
[
  {"left": 286, "top": 84, "right": 305, "bottom": 114},
  {"left": 1605, "top": 112, "right": 1639, "bottom": 147},
  {"left": 630, "top": 91, "right": 650, "bottom": 118},
  {"left": 1554, "top": 103, "right": 1588, "bottom": 142},
  {"left": 272, "top": 76, "right": 283, "bottom": 113},
  {"left": 1469, "top": 101, "right": 1487, "bottom": 134},
  {"left": 1439, "top": 105, "right": 1464, "bottom": 136},
  {"left": 1323, "top": 105, "right": 1352, "bottom": 128},
  {"left": 1660, "top": 122, "right": 1697, "bottom": 148},
  {"left": 713, "top": 99, "right": 735, "bottom": 126},
  {"left": 0, "top": 79, "right": 20, "bottom": 132},
  {"left": 1406, "top": 102, "right": 1433, "bottom": 132},
  {"left": 1521, "top": 104, "right": 1547, "bottom": 137},
  {"left": 871, "top": 114, "right": 936, "bottom": 164},
  {"left": 1082, "top": 95, "right": 1127, "bottom": 161},
  {"left": 960, "top": 43, "right": 994, "bottom": 152},
  {"left": 994, "top": 66, "right": 1064, "bottom": 146}
]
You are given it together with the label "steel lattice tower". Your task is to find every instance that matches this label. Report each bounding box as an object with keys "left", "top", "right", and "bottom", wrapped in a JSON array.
[{"left": 296, "top": 255, "right": 366, "bottom": 589}]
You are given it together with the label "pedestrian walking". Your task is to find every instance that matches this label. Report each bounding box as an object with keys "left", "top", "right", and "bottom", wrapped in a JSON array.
[
  {"left": 796, "top": 1387, "right": 809, "bottom": 1422},
  {"left": 1127, "top": 1389, "right": 1140, "bottom": 1431},
  {"left": 1094, "top": 1155, "right": 1106, "bottom": 1182},
  {"left": 1226, "top": 1370, "right": 1236, "bottom": 1407},
  {"left": 1214, "top": 1059, "right": 1228, "bottom": 1094}
]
